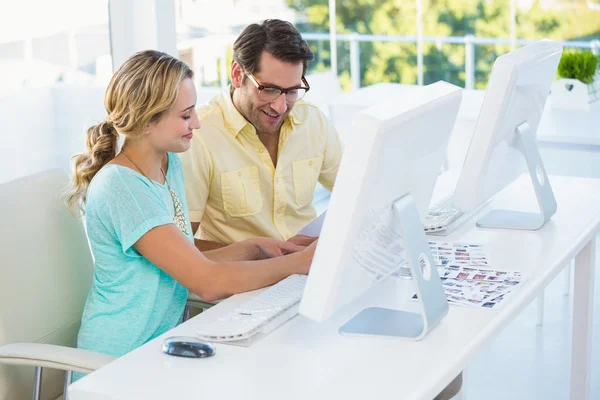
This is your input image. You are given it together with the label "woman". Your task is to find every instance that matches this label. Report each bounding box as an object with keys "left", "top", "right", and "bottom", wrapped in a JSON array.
[{"left": 66, "top": 50, "right": 315, "bottom": 360}]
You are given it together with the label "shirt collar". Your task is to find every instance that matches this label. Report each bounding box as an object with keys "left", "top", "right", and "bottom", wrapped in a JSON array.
[{"left": 219, "top": 86, "right": 301, "bottom": 138}]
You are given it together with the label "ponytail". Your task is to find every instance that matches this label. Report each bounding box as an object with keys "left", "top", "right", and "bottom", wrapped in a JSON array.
[{"left": 66, "top": 120, "right": 119, "bottom": 216}]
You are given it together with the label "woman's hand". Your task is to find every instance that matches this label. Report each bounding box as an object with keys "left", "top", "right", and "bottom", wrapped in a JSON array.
[{"left": 245, "top": 237, "right": 306, "bottom": 260}]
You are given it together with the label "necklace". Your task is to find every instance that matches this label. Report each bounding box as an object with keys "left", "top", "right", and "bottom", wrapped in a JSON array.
[{"left": 120, "top": 150, "right": 189, "bottom": 235}]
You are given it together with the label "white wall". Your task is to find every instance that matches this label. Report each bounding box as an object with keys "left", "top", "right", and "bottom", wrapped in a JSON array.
[
  {"left": 0, "top": 83, "right": 235, "bottom": 186},
  {"left": 0, "top": 87, "right": 55, "bottom": 183},
  {"left": 53, "top": 84, "right": 107, "bottom": 172},
  {"left": 2, "top": 80, "right": 597, "bottom": 190},
  {"left": 0, "top": 84, "right": 107, "bottom": 184},
  {"left": 108, "top": 0, "right": 177, "bottom": 70}
]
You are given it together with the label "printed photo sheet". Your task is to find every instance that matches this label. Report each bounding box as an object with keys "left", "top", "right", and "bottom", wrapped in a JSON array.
[{"left": 410, "top": 242, "right": 523, "bottom": 309}]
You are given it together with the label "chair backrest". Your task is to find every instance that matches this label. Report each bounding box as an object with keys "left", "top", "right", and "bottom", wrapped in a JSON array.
[{"left": 0, "top": 169, "right": 94, "bottom": 400}]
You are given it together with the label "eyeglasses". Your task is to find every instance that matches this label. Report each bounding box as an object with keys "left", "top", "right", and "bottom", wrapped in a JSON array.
[{"left": 245, "top": 73, "right": 310, "bottom": 103}]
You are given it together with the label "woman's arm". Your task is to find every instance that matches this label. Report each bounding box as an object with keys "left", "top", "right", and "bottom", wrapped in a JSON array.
[
  {"left": 202, "top": 241, "right": 258, "bottom": 262},
  {"left": 134, "top": 224, "right": 314, "bottom": 302}
]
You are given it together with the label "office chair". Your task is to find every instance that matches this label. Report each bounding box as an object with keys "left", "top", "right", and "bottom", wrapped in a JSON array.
[
  {"left": 184, "top": 293, "right": 217, "bottom": 321},
  {"left": 0, "top": 169, "right": 114, "bottom": 400}
]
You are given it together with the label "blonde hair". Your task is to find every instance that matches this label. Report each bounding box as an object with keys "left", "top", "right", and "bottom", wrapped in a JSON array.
[{"left": 67, "top": 50, "right": 193, "bottom": 216}]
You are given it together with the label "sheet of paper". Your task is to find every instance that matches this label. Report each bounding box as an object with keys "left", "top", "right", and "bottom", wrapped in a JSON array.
[
  {"left": 407, "top": 241, "right": 523, "bottom": 309},
  {"left": 428, "top": 241, "right": 491, "bottom": 267},
  {"left": 298, "top": 211, "right": 327, "bottom": 237},
  {"left": 412, "top": 264, "right": 523, "bottom": 310},
  {"left": 394, "top": 240, "right": 490, "bottom": 278},
  {"left": 350, "top": 208, "right": 405, "bottom": 279}
]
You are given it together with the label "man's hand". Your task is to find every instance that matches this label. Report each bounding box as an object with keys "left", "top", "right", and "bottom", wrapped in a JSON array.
[
  {"left": 286, "top": 234, "right": 318, "bottom": 247},
  {"left": 246, "top": 237, "right": 306, "bottom": 260}
]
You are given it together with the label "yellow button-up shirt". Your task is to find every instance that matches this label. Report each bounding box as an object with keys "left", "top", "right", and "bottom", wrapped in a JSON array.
[{"left": 180, "top": 89, "right": 343, "bottom": 244}]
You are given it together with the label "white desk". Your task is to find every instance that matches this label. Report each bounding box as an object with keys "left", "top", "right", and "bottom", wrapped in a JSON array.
[
  {"left": 68, "top": 175, "right": 600, "bottom": 400},
  {"left": 538, "top": 101, "right": 600, "bottom": 148},
  {"left": 328, "top": 83, "right": 484, "bottom": 170},
  {"left": 329, "top": 83, "right": 600, "bottom": 177},
  {"left": 330, "top": 82, "right": 600, "bottom": 147}
]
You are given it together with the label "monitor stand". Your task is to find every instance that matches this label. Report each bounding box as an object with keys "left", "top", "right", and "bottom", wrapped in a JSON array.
[
  {"left": 339, "top": 193, "right": 449, "bottom": 341},
  {"left": 476, "top": 121, "right": 557, "bottom": 230}
]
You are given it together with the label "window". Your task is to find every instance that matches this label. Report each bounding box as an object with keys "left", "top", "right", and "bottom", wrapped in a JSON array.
[
  {"left": 516, "top": 0, "right": 600, "bottom": 42},
  {"left": 0, "top": 0, "right": 110, "bottom": 182},
  {"left": 175, "top": 0, "right": 302, "bottom": 90}
]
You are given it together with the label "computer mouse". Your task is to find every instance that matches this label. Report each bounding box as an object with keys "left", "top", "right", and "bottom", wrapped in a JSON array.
[{"left": 162, "top": 336, "right": 216, "bottom": 358}]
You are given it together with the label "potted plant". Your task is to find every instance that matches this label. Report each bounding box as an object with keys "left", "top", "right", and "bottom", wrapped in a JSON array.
[{"left": 551, "top": 50, "right": 599, "bottom": 110}]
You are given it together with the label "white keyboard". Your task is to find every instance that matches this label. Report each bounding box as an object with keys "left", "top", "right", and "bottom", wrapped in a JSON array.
[
  {"left": 196, "top": 274, "right": 307, "bottom": 343},
  {"left": 424, "top": 196, "right": 465, "bottom": 235}
]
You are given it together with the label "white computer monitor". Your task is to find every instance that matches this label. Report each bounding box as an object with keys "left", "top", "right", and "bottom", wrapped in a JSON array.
[
  {"left": 299, "top": 81, "right": 462, "bottom": 340},
  {"left": 453, "top": 40, "right": 563, "bottom": 230}
]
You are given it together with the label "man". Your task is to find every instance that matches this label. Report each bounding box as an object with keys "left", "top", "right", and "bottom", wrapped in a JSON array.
[
  {"left": 181, "top": 19, "right": 462, "bottom": 400},
  {"left": 181, "top": 19, "right": 343, "bottom": 250}
]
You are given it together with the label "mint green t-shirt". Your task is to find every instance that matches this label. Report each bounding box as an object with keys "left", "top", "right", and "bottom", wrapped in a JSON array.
[{"left": 77, "top": 153, "right": 192, "bottom": 361}]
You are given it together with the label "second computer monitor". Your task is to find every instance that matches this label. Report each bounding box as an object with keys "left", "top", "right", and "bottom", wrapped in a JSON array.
[
  {"left": 299, "top": 81, "right": 462, "bottom": 332},
  {"left": 453, "top": 40, "right": 563, "bottom": 230}
]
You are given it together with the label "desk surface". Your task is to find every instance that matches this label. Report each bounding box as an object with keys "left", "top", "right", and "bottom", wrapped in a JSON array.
[
  {"left": 538, "top": 105, "right": 600, "bottom": 148},
  {"left": 69, "top": 175, "right": 600, "bottom": 400},
  {"left": 331, "top": 82, "right": 486, "bottom": 121},
  {"left": 330, "top": 82, "right": 600, "bottom": 149},
  {"left": 329, "top": 83, "right": 485, "bottom": 147}
]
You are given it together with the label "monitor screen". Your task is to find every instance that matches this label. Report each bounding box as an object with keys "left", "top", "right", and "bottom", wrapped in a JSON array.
[{"left": 453, "top": 40, "right": 563, "bottom": 214}]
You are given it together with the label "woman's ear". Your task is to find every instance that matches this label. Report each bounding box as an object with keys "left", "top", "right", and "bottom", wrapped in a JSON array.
[{"left": 142, "top": 122, "right": 154, "bottom": 137}]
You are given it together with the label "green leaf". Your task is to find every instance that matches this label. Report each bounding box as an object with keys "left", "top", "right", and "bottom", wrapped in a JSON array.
[{"left": 557, "top": 51, "right": 599, "bottom": 84}]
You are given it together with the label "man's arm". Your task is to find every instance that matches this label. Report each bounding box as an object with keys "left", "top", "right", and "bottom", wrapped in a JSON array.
[
  {"left": 202, "top": 237, "right": 305, "bottom": 262},
  {"left": 317, "top": 111, "right": 344, "bottom": 191},
  {"left": 180, "top": 134, "right": 219, "bottom": 249},
  {"left": 191, "top": 221, "right": 227, "bottom": 251}
]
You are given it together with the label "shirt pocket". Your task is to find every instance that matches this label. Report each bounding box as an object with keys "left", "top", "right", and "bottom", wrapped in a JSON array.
[
  {"left": 292, "top": 154, "right": 324, "bottom": 207},
  {"left": 221, "top": 166, "right": 263, "bottom": 217}
]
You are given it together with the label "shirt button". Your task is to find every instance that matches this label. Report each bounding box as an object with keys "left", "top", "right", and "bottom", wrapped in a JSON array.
[
  {"left": 259, "top": 149, "right": 264, "bottom": 154},
  {"left": 275, "top": 177, "right": 280, "bottom": 183},
  {"left": 238, "top": 171, "right": 242, "bottom": 177},
  {"left": 308, "top": 160, "right": 313, "bottom": 166}
]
